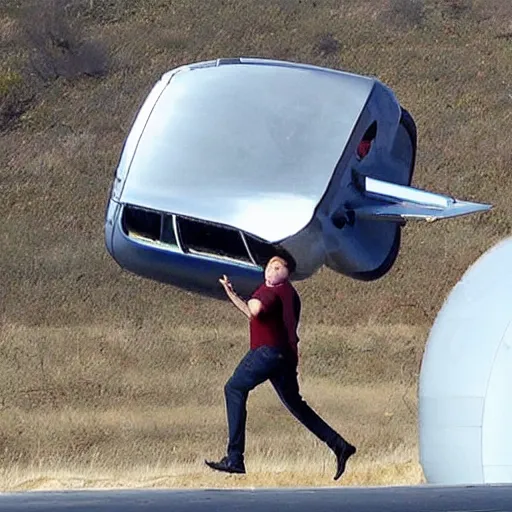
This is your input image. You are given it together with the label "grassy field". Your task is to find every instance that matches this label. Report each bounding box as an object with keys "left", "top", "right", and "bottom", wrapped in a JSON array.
[
  {"left": 1, "top": 0, "right": 512, "bottom": 490},
  {"left": 0, "top": 322, "right": 426, "bottom": 490}
]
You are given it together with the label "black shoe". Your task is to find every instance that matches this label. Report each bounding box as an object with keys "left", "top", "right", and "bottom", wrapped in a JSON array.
[
  {"left": 205, "top": 456, "right": 246, "bottom": 474},
  {"left": 333, "top": 441, "right": 356, "bottom": 481}
]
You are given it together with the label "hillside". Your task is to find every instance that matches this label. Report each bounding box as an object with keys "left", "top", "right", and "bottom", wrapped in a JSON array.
[{"left": 1, "top": 0, "right": 511, "bottom": 490}]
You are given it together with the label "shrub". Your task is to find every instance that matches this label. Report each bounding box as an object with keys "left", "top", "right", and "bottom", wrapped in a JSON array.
[
  {"left": 0, "top": 70, "right": 22, "bottom": 96},
  {"left": 17, "top": 0, "right": 109, "bottom": 82},
  {"left": 383, "top": 0, "right": 426, "bottom": 29},
  {"left": 442, "top": 0, "right": 473, "bottom": 19},
  {"left": 315, "top": 33, "right": 341, "bottom": 57},
  {"left": 0, "top": 68, "right": 34, "bottom": 131}
]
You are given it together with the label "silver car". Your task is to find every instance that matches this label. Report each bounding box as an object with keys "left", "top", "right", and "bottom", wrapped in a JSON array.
[{"left": 104, "top": 57, "right": 491, "bottom": 298}]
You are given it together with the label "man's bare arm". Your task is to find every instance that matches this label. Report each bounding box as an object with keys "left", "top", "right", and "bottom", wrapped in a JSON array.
[
  {"left": 219, "top": 275, "right": 251, "bottom": 318},
  {"left": 225, "top": 287, "right": 251, "bottom": 319}
]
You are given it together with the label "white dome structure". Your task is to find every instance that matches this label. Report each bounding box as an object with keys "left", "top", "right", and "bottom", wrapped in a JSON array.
[{"left": 419, "top": 236, "right": 512, "bottom": 484}]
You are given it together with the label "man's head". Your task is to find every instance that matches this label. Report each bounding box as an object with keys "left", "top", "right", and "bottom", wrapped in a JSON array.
[{"left": 264, "top": 254, "right": 294, "bottom": 286}]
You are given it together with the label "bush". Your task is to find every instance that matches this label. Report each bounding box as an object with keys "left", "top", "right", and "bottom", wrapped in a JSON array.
[
  {"left": 0, "top": 68, "right": 34, "bottom": 131},
  {"left": 18, "top": 0, "right": 109, "bottom": 82},
  {"left": 382, "top": 0, "right": 426, "bottom": 29},
  {"left": 0, "top": 0, "right": 110, "bottom": 131},
  {"left": 442, "top": 0, "right": 473, "bottom": 19},
  {"left": 0, "top": 70, "right": 22, "bottom": 97},
  {"left": 314, "top": 33, "right": 341, "bottom": 57}
]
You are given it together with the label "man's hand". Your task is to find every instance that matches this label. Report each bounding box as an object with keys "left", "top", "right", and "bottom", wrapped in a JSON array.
[
  {"left": 219, "top": 275, "right": 251, "bottom": 319},
  {"left": 219, "top": 274, "right": 233, "bottom": 293}
]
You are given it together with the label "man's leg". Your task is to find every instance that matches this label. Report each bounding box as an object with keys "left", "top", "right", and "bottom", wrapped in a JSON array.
[
  {"left": 224, "top": 350, "right": 266, "bottom": 465},
  {"left": 270, "top": 363, "right": 356, "bottom": 480},
  {"left": 205, "top": 346, "right": 284, "bottom": 474}
]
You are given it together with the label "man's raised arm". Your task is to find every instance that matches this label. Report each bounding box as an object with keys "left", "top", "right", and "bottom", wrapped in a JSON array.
[{"left": 219, "top": 275, "right": 251, "bottom": 319}]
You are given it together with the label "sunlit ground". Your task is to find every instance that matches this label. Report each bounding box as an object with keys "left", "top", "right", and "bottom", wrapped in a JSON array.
[{"left": 0, "top": 446, "right": 424, "bottom": 492}]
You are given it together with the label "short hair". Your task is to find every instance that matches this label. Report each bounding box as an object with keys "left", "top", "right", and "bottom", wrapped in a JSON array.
[{"left": 267, "top": 249, "right": 297, "bottom": 274}]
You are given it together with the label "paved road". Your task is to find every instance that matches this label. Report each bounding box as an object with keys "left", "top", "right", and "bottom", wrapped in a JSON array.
[{"left": 0, "top": 484, "right": 511, "bottom": 512}]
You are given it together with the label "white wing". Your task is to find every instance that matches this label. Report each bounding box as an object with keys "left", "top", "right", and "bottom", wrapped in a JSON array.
[{"left": 351, "top": 176, "right": 492, "bottom": 223}]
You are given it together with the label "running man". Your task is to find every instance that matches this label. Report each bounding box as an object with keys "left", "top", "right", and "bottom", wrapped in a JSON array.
[{"left": 205, "top": 254, "right": 356, "bottom": 481}]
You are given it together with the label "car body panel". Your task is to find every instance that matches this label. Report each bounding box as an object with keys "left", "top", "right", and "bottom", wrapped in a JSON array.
[
  {"left": 119, "top": 59, "right": 375, "bottom": 242},
  {"left": 105, "top": 57, "right": 492, "bottom": 297},
  {"left": 110, "top": 210, "right": 264, "bottom": 299}
]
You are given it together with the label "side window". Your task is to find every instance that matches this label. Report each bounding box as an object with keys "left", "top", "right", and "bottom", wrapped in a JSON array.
[{"left": 356, "top": 121, "right": 377, "bottom": 160}]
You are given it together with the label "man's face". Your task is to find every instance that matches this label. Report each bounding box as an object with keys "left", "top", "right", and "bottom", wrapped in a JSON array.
[{"left": 264, "top": 257, "right": 289, "bottom": 286}]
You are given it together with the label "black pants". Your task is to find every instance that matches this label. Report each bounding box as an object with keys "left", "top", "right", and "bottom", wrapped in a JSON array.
[{"left": 223, "top": 345, "right": 345, "bottom": 463}]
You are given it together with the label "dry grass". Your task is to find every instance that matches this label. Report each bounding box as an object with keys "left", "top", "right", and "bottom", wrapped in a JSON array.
[
  {"left": 1, "top": 0, "right": 511, "bottom": 491},
  {"left": 0, "top": 323, "right": 424, "bottom": 490},
  {"left": 1, "top": 451, "right": 424, "bottom": 492}
]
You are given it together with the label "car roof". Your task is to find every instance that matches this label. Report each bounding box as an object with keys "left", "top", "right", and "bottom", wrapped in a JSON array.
[{"left": 119, "top": 58, "right": 377, "bottom": 242}]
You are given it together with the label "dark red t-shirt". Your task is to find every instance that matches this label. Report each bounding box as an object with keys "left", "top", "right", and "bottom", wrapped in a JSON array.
[{"left": 249, "top": 280, "right": 301, "bottom": 361}]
